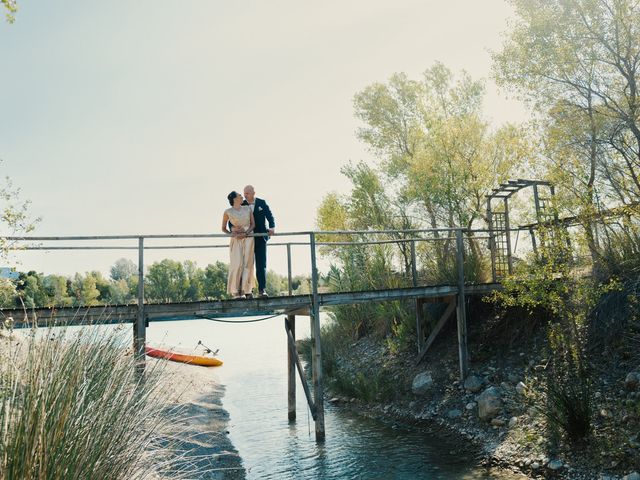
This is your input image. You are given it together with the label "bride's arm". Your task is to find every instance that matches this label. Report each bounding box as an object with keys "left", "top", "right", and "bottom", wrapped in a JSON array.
[{"left": 222, "top": 212, "right": 232, "bottom": 235}]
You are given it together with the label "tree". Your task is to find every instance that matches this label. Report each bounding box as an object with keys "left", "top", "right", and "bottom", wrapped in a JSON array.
[
  {"left": 1, "top": 0, "right": 16, "bottom": 23},
  {"left": 493, "top": 0, "right": 640, "bottom": 206},
  {"left": 71, "top": 273, "right": 101, "bottom": 306},
  {"left": 145, "top": 259, "right": 188, "bottom": 303},
  {"left": 43, "top": 274, "right": 72, "bottom": 307},
  {"left": 110, "top": 258, "right": 137, "bottom": 282},
  {"left": 0, "top": 175, "right": 40, "bottom": 259},
  {"left": 203, "top": 262, "right": 228, "bottom": 299}
]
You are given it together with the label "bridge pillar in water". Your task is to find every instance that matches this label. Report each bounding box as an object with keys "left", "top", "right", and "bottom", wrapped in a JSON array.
[
  {"left": 134, "top": 236, "right": 146, "bottom": 372},
  {"left": 287, "top": 314, "right": 296, "bottom": 422},
  {"left": 309, "top": 233, "right": 325, "bottom": 441}
]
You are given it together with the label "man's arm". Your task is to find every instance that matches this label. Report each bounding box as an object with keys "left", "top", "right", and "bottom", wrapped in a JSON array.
[{"left": 263, "top": 200, "right": 275, "bottom": 230}]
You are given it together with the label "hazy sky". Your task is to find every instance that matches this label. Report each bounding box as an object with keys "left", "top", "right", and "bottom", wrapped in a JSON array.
[{"left": 0, "top": 0, "right": 528, "bottom": 276}]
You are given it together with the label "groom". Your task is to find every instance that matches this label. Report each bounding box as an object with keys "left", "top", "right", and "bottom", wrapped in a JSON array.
[{"left": 242, "top": 185, "right": 275, "bottom": 297}]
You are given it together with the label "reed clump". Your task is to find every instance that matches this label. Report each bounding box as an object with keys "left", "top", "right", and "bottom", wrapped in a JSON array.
[{"left": 0, "top": 323, "right": 183, "bottom": 480}]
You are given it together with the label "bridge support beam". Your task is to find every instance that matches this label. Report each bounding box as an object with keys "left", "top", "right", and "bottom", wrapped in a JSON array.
[
  {"left": 286, "top": 314, "right": 296, "bottom": 421},
  {"left": 134, "top": 236, "right": 146, "bottom": 372},
  {"left": 455, "top": 229, "right": 469, "bottom": 380},
  {"left": 309, "top": 233, "right": 325, "bottom": 442}
]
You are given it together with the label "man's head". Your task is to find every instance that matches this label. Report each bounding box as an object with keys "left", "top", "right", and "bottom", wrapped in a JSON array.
[{"left": 243, "top": 185, "right": 256, "bottom": 203}]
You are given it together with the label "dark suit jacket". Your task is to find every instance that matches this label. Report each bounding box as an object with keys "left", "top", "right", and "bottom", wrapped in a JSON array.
[{"left": 243, "top": 198, "right": 275, "bottom": 239}]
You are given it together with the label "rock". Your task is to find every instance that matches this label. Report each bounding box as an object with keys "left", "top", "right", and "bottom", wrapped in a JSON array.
[
  {"left": 478, "top": 386, "right": 502, "bottom": 421},
  {"left": 465, "top": 402, "right": 477, "bottom": 411},
  {"left": 600, "top": 409, "right": 609, "bottom": 418},
  {"left": 329, "top": 397, "right": 340, "bottom": 403},
  {"left": 625, "top": 372, "right": 640, "bottom": 391},
  {"left": 464, "top": 375, "right": 483, "bottom": 393},
  {"left": 412, "top": 372, "right": 434, "bottom": 395},
  {"left": 409, "top": 401, "right": 416, "bottom": 409},
  {"left": 447, "top": 409, "right": 462, "bottom": 419},
  {"left": 623, "top": 473, "right": 640, "bottom": 480},
  {"left": 547, "top": 459, "right": 564, "bottom": 471},
  {"left": 516, "top": 381, "right": 527, "bottom": 395},
  {"left": 508, "top": 416, "right": 518, "bottom": 428},
  {"left": 491, "top": 418, "right": 506, "bottom": 427},
  {"left": 531, "top": 462, "right": 540, "bottom": 470}
]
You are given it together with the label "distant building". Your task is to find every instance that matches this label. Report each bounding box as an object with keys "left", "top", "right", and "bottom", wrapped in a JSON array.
[{"left": 0, "top": 268, "right": 19, "bottom": 280}]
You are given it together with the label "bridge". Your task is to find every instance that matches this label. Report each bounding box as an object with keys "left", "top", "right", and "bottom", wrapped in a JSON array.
[{"left": 0, "top": 180, "right": 560, "bottom": 441}]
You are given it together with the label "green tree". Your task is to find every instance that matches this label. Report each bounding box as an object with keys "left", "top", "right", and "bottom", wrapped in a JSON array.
[
  {"left": 110, "top": 258, "right": 137, "bottom": 282},
  {"left": 16, "top": 271, "right": 48, "bottom": 308},
  {"left": 203, "top": 262, "right": 228, "bottom": 299},
  {"left": 493, "top": 0, "right": 640, "bottom": 206},
  {"left": 1, "top": 0, "right": 16, "bottom": 23},
  {"left": 145, "top": 259, "right": 188, "bottom": 303},
  {"left": 43, "top": 274, "right": 72, "bottom": 307},
  {"left": 70, "top": 273, "right": 101, "bottom": 306}
]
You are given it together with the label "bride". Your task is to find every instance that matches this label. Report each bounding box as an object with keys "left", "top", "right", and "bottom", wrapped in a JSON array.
[{"left": 221, "top": 191, "right": 256, "bottom": 298}]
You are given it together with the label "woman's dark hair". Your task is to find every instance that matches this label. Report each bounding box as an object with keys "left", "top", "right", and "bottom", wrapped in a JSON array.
[{"left": 227, "top": 191, "right": 239, "bottom": 206}]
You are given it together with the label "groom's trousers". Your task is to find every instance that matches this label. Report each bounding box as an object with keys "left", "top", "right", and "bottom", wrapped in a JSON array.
[{"left": 254, "top": 237, "right": 267, "bottom": 291}]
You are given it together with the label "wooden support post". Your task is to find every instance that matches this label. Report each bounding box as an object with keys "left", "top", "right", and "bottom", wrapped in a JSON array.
[
  {"left": 415, "top": 298, "right": 456, "bottom": 365},
  {"left": 415, "top": 298, "right": 424, "bottom": 353},
  {"left": 286, "top": 314, "right": 296, "bottom": 421},
  {"left": 309, "top": 232, "right": 325, "bottom": 441},
  {"left": 455, "top": 229, "right": 469, "bottom": 381},
  {"left": 410, "top": 239, "right": 418, "bottom": 287},
  {"left": 287, "top": 243, "right": 293, "bottom": 296},
  {"left": 134, "top": 237, "right": 145, "bottom": 372},
  {"left": 285, "top": 316, "right": 316, "bottom": 420}
]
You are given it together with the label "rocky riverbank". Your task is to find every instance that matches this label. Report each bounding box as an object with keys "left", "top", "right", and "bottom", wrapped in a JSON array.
[
  {"left": 317, "top": 312, "right": 640, "bottom": 480},
  {"left": 156, "top": 360, "right": 246, "bottom": 480}
]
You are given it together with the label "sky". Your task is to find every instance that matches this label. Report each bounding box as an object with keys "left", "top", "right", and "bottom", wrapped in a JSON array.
[{"left": 0, "top": 0, "right": 529, "bottom": 277}]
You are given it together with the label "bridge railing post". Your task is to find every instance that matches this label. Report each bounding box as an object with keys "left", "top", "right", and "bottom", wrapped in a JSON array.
[
  {"left": 287, "top": 243, "right": 293, "bottom": 296},
  {"left": 309, "top": 232, "right": 325, "bottom": 441},
  {"left": 410, "top": 239, "right": 418, "bottom": 287},
  {"left": 455, "top": 229, "right": 469, "bottom": 381},
  {"left": 134, "top": 236, "right": 146, "bottom": 372}
]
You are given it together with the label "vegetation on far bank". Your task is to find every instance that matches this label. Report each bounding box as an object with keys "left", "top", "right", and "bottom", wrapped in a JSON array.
[{"left": 310, "top": 0, "right": 640, "bottom": 475}]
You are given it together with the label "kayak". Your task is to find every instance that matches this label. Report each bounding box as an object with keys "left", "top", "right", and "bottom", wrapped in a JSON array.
[{"left": 145, "top": 346, "right": 223, "bottom": 367}]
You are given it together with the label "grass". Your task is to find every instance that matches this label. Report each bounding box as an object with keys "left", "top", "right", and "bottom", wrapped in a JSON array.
[{"left": 0, "top": 322, "right": 195, "bottom": 480}]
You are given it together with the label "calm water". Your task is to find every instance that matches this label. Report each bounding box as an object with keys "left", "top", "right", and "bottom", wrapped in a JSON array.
[{"left": 144, "top": 316, "right": 521, "bottom": 480}]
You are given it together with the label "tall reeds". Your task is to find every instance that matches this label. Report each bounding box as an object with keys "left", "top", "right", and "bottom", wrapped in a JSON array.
[{"left": 0, "top": 323, "right": 186, "bottom": 480}]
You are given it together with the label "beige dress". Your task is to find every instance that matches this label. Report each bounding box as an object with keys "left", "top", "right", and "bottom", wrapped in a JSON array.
[{"left": 225, "top": 206, "right": 255, "bottom": 295}]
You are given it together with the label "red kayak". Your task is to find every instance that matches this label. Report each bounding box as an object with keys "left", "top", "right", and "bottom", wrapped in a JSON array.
[{"left": 145, "top": 346, "right": 223, "bottom": 367}]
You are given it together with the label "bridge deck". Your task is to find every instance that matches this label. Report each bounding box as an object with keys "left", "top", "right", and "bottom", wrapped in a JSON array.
[{"left": 3, "top": 283, "right": 500, "bottom": 328}]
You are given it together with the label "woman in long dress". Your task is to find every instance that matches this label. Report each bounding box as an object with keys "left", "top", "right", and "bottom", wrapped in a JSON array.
[{"left": 222, "top": 191, "right": 256, "bottom": 298}]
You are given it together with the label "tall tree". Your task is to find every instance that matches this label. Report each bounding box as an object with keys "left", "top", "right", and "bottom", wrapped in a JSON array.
[{"left": 493, "top": 0, "right": 640, "bottom": 206}]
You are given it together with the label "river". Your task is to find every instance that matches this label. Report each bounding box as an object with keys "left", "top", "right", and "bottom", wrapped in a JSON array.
[{"left": 146, "top": 315, "right": 523, "bottom": 480}]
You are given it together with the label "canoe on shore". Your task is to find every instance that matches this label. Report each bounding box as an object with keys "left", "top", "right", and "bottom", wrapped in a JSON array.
[{"left": 145, "top": 346, "right": 223, "bottom": 367}]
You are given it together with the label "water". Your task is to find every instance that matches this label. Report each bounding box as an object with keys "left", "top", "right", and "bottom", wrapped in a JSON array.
[{"left": 145, "top": 316, "right": 522, "bottom": 480}]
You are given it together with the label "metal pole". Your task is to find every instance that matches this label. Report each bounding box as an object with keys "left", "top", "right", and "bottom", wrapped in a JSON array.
[
  {"left": 309, "top": 232, "right": 325, "bottom": 441},
  {"left": 455, "top": 229, "right": 469, "bottom": 380},
  {"left": 287, "top": 243, "right": 293, "bottom": 296},
  {"left": 135, "top": 237, "right": 146, "bottom": 371},
  {"left": 487, "top": 197, "right": 497, "bottom": 283},
  {"left": 503, "top": 198, "right": 514, "bottom": 275},
  {"left": 410, "top": 240, "right": 418, "bottom": 287},
  {"left": 286, "top": 314, "right": 296, "bottom": 421}
]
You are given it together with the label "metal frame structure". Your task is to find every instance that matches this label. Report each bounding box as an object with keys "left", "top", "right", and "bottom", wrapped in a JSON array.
[{"left": 486, "top": 179, "right": 555, "bottom": 281}]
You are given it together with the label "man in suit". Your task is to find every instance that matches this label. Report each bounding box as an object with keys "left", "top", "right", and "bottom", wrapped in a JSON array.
[{"left": 242, "top": 185, "right": 275, "bottom": 297}]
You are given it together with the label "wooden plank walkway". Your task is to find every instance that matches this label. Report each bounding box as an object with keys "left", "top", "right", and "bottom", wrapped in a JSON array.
[{"left": 2, "top": 283, "right": 501, "bottom": 328}]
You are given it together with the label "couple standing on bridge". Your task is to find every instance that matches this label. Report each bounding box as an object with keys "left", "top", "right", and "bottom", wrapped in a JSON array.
[{"left": 221, "top": 185, "right": 276, "bottom": 299}]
